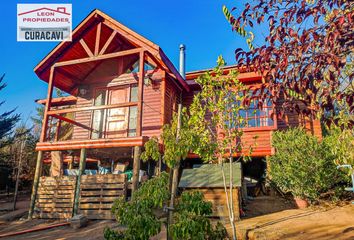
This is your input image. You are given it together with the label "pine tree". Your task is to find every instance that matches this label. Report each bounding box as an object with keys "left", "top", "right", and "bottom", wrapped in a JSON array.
[{"left": 0, "top": 74, "right": 20, "bottom": 149}]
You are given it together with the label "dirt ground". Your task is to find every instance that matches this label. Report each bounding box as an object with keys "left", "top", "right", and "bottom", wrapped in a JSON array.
[
  {"left": 230, "top": 196, "right": 354, "bottom": 240},
  {"left": 0, "top": 194, "right": 353, "bottom": 240},
  {"left": 0, "top": 218, "right": 116, "bottom": 240}
]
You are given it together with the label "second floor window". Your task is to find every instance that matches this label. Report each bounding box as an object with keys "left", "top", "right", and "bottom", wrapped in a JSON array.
[{"left": 239, "top": 99, "right": 274, "bottom": 128}]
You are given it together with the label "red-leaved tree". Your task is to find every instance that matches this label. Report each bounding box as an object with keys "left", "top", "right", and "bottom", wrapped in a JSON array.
[{"left": 223, "top": 0, "right": 353, "bottom": 127}]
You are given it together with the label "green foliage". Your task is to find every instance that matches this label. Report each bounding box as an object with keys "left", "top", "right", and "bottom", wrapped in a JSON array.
[
  {"left": 140, "top": 137, "right": 160, "bottom": 163},
  {"left": 222, "top": 6, "right": 254, "bottom": 50},
  {"left": 106, "top": 176, "right": 227, "bottom": 240},
  {"left": 189, "top": 56, "right": 252, "bottom": 162},
  {"left": 323, "top": 127, "right": 354, "bottom": 170},
  {"left": 131, "top": 172, "right": 170, "bottom": 208},
  {"left": 169, "top": 191, "right": 227, "bottom": 240},
  {"left": 269, "top": 127, "right": 348, "bottom": 202},
  {"left": 106, "top": 173, "right": 170, "bottom": 240},
  {"left": 0, "top": 74, "right": 20, "bottom": 149},
  {"left": 162, "top": 108, "right": 196, "bottom": 168}
]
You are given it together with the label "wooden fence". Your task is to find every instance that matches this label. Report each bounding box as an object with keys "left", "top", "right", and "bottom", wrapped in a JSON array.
[
  {"left": 79, "top": 174, "right": 127, "bottom": 219},
  {"left": 34, "top": 174, "right": 127, "bottom": 219},
  {"left": 35, "top": 176, "right": 76, "bottom": 219}
]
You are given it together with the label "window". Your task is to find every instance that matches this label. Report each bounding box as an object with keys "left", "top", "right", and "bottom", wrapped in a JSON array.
[
  {"left": 128, "top": 85, "right": 138, "bottom": 137},
  {"left": 91, "top": 89, "right": 106, "bottom": 139},
  {"left": 228, "top": 89, "right": 274, "bottom": 129},
  {"left": 240, "top": 99, "right": 274, "bottom": 128},
  {"left": 125, "top": 60, "right": 156, "bottom": 74}
]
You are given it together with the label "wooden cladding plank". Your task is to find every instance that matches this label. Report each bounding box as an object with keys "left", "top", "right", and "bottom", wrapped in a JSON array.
[
  {"left": 80, "top": 183, "right": 125, "bottom": 189},
  {"left": 79, "top": 203, "right": 113, "bottom": 209},
  {"left": 37, "top": 198, "right": 73, "bottom": 203},
  {"left": 79, "top": 210, "right": 114, "bottom": 220},
  {"left": 80, "top": 190, "right": 125, "bottom": 196},
  {"left": 80, "top": 197, "right": 118, "bottom": 203},
  {"left": 81, "top": 174, "right": 126, "bottom": 183}
]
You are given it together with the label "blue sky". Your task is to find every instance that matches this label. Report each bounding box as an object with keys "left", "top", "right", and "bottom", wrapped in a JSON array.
[{"left": 0, "top": 0, "right": 250, "bottom": 123}]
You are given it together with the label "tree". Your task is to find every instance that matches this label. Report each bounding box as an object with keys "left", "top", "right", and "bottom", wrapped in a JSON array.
[
  {"left": 141, "top": 104, "right": 196, "bottom": 234},
  {"left": 141, "top": 137, "right": 162, "bottom": 176},
  {"left": 223, "top": 0, "right": 354, "bottom": 127},
  {"left": 189, "top": 56, "right": 255, "bottom": 240},
  {"left": 0, "top": 74, "right": 20, "bottom": 149}
]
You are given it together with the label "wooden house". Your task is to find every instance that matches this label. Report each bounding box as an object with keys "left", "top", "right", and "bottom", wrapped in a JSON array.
[{"left": 29, "top": 9, "right": 322, "bottom": 219}]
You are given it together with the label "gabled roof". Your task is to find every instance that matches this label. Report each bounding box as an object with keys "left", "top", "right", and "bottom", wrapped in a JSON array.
[{"left": 34, "top": 9, "right": 189, "bottom": 92}]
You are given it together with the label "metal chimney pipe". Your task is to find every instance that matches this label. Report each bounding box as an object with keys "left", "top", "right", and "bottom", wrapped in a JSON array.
[{"left": 179, "top": 44, "right": 186, "bottom": 79}]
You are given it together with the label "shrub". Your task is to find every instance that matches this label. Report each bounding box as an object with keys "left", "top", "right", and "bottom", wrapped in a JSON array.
[
  {"left": 105, "top": 176, "right": 227, "bottom": 240},
  {"left": 169, "top": 191, "right": 227, "bottom": 240},
  {"left": 105, "top": 172, "right": 170, "bottom": 240},
  {"left": 268, "top": 127, "right": 347, "bottom": 202}
]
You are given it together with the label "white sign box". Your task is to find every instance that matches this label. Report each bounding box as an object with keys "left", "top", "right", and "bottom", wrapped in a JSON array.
[{"left": 17, "top": 4, "right": 72, "bottom": 42}]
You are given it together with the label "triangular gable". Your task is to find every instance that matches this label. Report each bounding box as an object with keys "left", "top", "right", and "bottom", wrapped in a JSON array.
[{"left": 34, "top": 9, "right": 189, "bottom": 92}]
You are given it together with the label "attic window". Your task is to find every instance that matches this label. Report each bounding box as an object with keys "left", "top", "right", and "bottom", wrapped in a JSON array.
[{"left": 126, "top": 60, "right": 156, "bottom": 74}]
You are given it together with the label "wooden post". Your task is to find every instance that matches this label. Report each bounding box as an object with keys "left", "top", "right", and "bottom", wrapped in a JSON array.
[
  {"left": 136, "top": 50, "right": 145, "bottom": 137},
  {"left": 28, "top": 151, "right": 44, "bottom": 219},
  {"left": 73, "top": 148, "right": 86, "bottom": 216},
  {"left": 40, "top": 67, "right": 55, "bottom": 142},
  {"left": 132, "top": 146, "right": 141, "bottom": 192},
  {"left": 131, "top": 50, "right": 144, "bottom": 192}
]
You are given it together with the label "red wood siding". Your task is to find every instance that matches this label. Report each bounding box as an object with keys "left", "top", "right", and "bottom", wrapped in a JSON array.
[
  {"left": 142, "top": 79, "right": 163, "bottom": 137},
  {"left": 164, "top": 77, "right": 182, "bottom": 124},
  {"left": 276, "top": 96, "right": 322, "bottom": 140},
  {"left": 72, "top": 95, "right": 92, "bottom": 140}
]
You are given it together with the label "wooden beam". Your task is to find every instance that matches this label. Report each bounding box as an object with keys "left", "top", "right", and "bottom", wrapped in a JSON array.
[
  {"left": 51, "top": 114, "right": 98, "bottom": 133},
  {"left": 132, "top": 146, "right": 141, "bottom": 192},
  {"left": 80, "top": 39, "right": 94, "bottom": 57},
  {"left": 40, "top": 67, "right": 55, "bottom": 142},
  {"left": 28, "top": 151, "right": 43, "bottom": 219},
  {"left": 35, "top": 136, "right": 148, "bottom": 151},
  {"left": 54, "top": 48, "right": 142, "bottom": 68},
  {"left": 94, "top": 23, "right": 102, "bottom": 56},
  {"left": 48, "top": 102, "right": 138, "bottom": 115},
  {"left": 136, "top": 50, "right": 145, "bottom": 137},
  {"left": 99, "top": 30, "right": 117, "bottom": 55},
  {"left": 36, "top": 96, "right": 77, "bottom": 106},
  {"left": 73, "top": 148, "right": 86, "bottom": 215}
]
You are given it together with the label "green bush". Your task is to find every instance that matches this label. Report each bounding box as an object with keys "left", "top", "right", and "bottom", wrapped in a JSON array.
[
  {"left": 269, "top": 127, "right": 347, "bottom": 202},
  {"left": 105, "top": 172, "right": 170, "bottom": 240},
  {"left": 169, "top": 191, "right": 227, "bottom": 240},
  {"left": 105, "top": 175, "right": 227, "bottom": 240}
]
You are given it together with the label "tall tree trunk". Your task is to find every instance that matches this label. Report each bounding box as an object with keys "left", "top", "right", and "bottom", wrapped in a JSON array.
[
  {"left": 168, "top": 104, "right": 182, "bottom": 228},
  {"left": 13, "top": 140, "right": 25, "bottom": 211}
]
